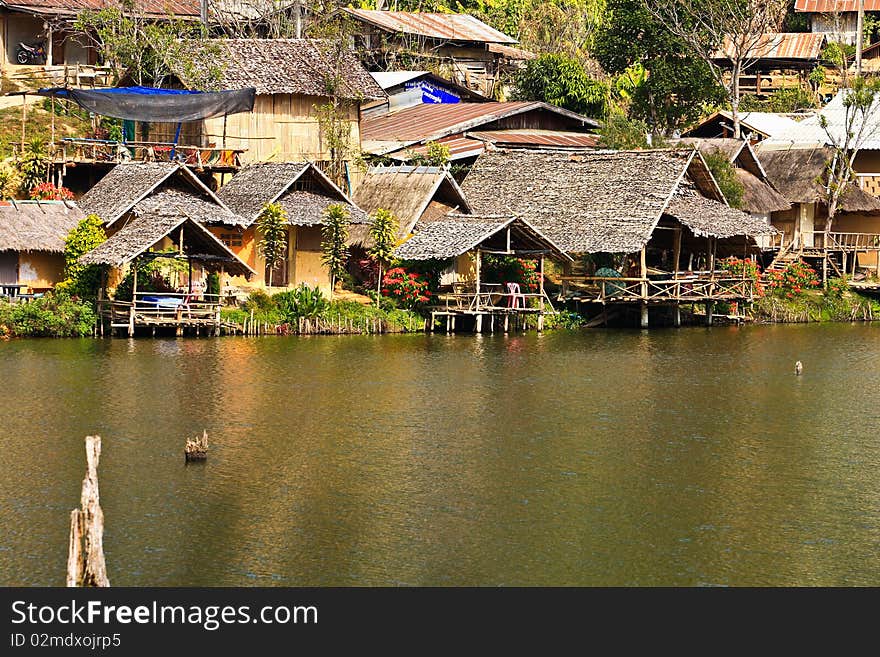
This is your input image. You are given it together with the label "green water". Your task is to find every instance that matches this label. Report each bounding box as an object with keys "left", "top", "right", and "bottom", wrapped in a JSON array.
[{"left": 2, "top": 325, "right": 879, "bottom": 586}]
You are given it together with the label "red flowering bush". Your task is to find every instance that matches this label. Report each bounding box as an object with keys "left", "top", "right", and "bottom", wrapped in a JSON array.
[
  {"left": 382, "top": 267, "right": 432, "bottom": 307},
  {"left": 721, "top": 256, "right": 761, "bottom": 281},
  {"left": 764, "top": 260, "right": 819, "bottom": 299},
  {"left": 484, "top": 255, "right": 543, "bottom": 291},
  {"left": 29, "top": 182, "right": 74, "bottom": 201}
]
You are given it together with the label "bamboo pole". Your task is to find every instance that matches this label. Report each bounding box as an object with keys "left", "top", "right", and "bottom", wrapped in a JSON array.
[{"left": 66, "top": 436, "right": 109, "bottom": 587}]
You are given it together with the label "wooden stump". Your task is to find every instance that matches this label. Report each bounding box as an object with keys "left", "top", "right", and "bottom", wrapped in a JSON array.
[
  {"left": 185, "top": 430, "right": 209, "bottom": 461},
  {"left": 66, "top": 436, "right": 109, "bottom": 587}
]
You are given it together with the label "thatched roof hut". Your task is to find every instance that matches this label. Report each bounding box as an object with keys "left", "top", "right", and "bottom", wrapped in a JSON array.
[
  {"left": 0, "top": 200, "right": 84, "bottom": 253},
  {"left": 460, "top": 148, "right": 773, "bottom": 254},
  {"left": 675, "top": 137, "right": 791, "bottom": 215},
  {"left": 176, "top": 39, "right": 385, "bottom": 101},
  {"left": 79, "top": 162, "right": 248, "bottom": 228},
  {"left": 350, "top": 165, "right": 471, "bottom": 246},
  {"left": 395, "top": 214, "right": 572, "bottom": 261},
  {"left": 79, "top": 213, "right": 255, "bottom": 278},
  {"left": 216, "top": 162, "right": 367, "bottom": 226},
  {"left": 756, "top": 146, "right": 880, "bottom": 213}
]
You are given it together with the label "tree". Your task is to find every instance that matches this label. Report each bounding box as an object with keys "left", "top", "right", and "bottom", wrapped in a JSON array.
[
  {"left": 368, "top": 208, "right": 399, "bottom": 306},
  {"left": 514, "top": 53, "right": 609, "bottom": 118},
  {"left": 702, "top": 150, "right": 744, "bottom": 209},
  {"left": 645, "top": 0, "right": 788, "bottom": 139},
  {"left": 72, "top": 5, "right": 223, "bottom": 88},
  {"left": 257, "top": 203, "right": 288, "bottom": 289},
  {"left": 57, "top": 214, "right": 107, "bottom": 300},
  {"left": 321, "top": 204, "right": 351, "bottom": 296},
  {"left": 598, "top": 114, "right": 649, "bottom": 149},
  {"left": 820, "top": 78, "right": 880, "bottom": 254},
  {"left": 594, "top": 0, "right": 724, "bottom": 137}
]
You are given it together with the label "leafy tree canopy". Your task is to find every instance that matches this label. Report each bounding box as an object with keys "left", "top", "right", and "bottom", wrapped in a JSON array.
[
  {"left": 513, "top": 53, "right": 609, "bottom": 118},
  {"left": 593, "top": 0, "right": 723, "bottom": 136}
]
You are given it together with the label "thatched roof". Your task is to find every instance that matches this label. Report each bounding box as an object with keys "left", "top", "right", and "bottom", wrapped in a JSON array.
[
  {"left": 79, "top": 213, "right": 255, "bottom": 278},
  {"left": 735, "top": 168, "right": 791, "bottom": 214},
  {"left": 460, "top": 148, "right": 763, "bottom": 253},
  {"left": 665, "top": 184, "right": 775, "bottom": 238},
  {"left": 675, "top": 137, "right": 791, "bottom": 214},
  {"left": 757, "top": 147, "right": 880, "bottom": 213},
  {"left": 79, "top": 162, "right": 245, "bottom": 227},
  {"left": 0, "top": 200, "right": 84, "bottom": 253},
  {"left": 395, "top": 214, "right": 572, "bottom": 261},
  {"left": 216, "top": 162, "right": 367, "bottom": 226},
  {"left": 350, "top": 165, "right": 471, "bottom": 245},
  {"left": 176, "top": 39, "right": 385, "bottom": 100}
]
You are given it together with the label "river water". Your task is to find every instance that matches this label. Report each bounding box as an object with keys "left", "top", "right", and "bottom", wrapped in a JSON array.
[{"left": 2, "top": 325, "right": 879, "bottom": 586}]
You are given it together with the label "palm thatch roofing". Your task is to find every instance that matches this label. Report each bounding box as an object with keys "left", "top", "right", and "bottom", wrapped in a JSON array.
[
  {"left": 175, "top": 39, "right": 385, "bottom": 100},
  {"left": 350, "top": 165, "right": 471, "bottom": 246},
  {"left": 757, "top": 146, "right": 880, "bottom": 213},
  {"left": 0, "top": 200, "right": 84, "bottom": 253},
  {"left": 735, "top": 168, "right": 791, "bottom": 214},
  {"left": 460, "top": 148, "right": 771, "bottom": 254},
  {"left": 674, "top": 137, "right": 791, "bottom": 214},
  {"left": 666, "top": 184, "right": 773, "bottom": 238},
  {"left": 395, "top": 214, "right": 572, "bottom": 261},
  {"left": 79, "top": 213, "right": 255, "bottom": 278},
  {"left": 216, "top": 162, "right": 367, "bottom": 226},
  {"left": 78, "top": 162, "right": 247, "bottom": 227}
]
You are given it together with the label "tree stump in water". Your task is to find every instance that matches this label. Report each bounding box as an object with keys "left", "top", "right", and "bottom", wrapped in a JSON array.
[
  {"left": 185, "top": 430, "right": 209, "bottom": 461},
  {"left": 66, "top": 435, "right": 109, "bottom": 587}
]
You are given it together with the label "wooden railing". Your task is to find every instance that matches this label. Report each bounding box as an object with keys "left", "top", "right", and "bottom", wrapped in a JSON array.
[
  {"left": 438, "top": 286, "right": 553, "bottom": 312},
  {"left": 102, "top": 292, "right": 222, "bottom": 336},
  {"left": 560, "top": 275, "right": 755, "bottom": 303},
  {"left": 39, "top": 138, "right": 246, "bottom": 169}
]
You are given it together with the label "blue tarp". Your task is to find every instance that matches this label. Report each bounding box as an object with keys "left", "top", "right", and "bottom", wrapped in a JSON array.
[{"left": 35, "top": 86, "right": 255, "bottom": 122}]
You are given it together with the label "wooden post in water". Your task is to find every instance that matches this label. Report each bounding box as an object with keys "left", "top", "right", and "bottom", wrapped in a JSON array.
[
  {"left": 129, "top": 260, "right": 138, "bottom": 337},
  {"left": 66, "top": 436, "right": 109, "bottom": 587},
  {"left": 537, "top": 254, "right": 545, "bottom": 332},
  {"left": 639, "top": 247, "right": 648, "bottom": 328}
]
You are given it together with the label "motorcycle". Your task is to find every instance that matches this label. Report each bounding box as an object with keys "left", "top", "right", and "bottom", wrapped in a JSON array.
[{"left": 16, "top": 41, "right": 46, "bottom": 65}]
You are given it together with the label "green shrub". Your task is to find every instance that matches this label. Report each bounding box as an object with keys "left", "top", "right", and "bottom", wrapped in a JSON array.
[
  {"left": 0, "top": 292, "right": 96, "bottom": 337},
  {"left": 274, "top": 285, "right": 330, "bottom": 321}
]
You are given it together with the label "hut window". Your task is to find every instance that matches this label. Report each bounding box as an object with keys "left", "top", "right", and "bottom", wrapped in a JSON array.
[
  {"left": 296, "top": 226, "right": 322, "bottom": 251},
  {"left": 220, "top": 233, "right": 242, "bottom": 248}
]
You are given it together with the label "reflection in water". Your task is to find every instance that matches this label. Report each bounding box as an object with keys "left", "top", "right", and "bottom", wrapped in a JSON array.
[{"left": 1, "top": 324, "right": 880, "bottom": 585}]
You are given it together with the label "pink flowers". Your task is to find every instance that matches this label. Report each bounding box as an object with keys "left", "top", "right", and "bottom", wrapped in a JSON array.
[{"left": 29, "top": 183, "right": 74, "bottom": 201}]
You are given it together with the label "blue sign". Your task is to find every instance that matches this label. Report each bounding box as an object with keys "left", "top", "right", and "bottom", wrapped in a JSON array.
[{"left": 405, "top": 80, "right": 461, "bottom": 104}]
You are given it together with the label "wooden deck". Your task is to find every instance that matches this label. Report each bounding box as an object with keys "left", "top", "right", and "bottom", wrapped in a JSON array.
[
  {"left": 39, "top": 138, "right": 246, "bottom": 173},
  {"left": 429, "top": 287, "right": 555, "bottom": 333},
  {"left": 100, "top": 292, "right": 231, "bottom": 337},
  {"left": 561, "top": 275, "right": 755, "bottom": 304}
]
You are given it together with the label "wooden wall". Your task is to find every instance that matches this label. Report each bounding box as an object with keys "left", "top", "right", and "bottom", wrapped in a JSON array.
[{"left": 203, "top": 94, "right": 361, "bottom": 165}]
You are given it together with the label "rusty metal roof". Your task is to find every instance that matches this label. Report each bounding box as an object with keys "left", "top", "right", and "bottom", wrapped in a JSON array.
[
  {"left": 361, "top": 101, "right": 598, "bottom": 155},
  {"left": 341, "top": 8, "right": 517, "bottom": 44},
  {"left": 795, "top": 0, "right": 880, "bottom": 10},
  {"left": 393, "top": 136, "right": 486, "bottom": 162},
  {"left": 714, "top": 33, "right": 826, "bottom": 61},
  {"left": 2, "top": 0, "right": 201, "bottom": 17},
  {"left": 469, "top": 130, "right": 599, "bottom": 149}
]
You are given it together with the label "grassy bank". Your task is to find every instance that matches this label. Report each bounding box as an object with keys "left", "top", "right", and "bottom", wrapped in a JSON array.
[
  {"left": 0, "top": 293, "right": 96, "bottom": 338},
  {"left": 220, "top": 288, "right": 425, "bottom": 335},
  {"left": 0, "top": 103, "right": 91, "bottom": 157},
  {"left": 749, "top": 288, "right": 880, "bottom": 323}
]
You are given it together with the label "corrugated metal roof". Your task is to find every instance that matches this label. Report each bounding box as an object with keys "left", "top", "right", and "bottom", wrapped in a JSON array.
[
  {"left": 342, "top": 8, "right": 517, "bottom": 44},
  {"left": 469, "top": 129, "right": 599, "bottom": 148},
  {"left": 394, "top": 136, "right": 486, "bottom": 162},
  {"left": 361, "top": 101, "right": 598, "bottom": 151},
  {"left": 486, "top": 43, "right": 536, "bottom": 60},
  {"left": 370, "top": 71, "right": 429, "bottom": 89},
  {"left": 795, "top": 0, "right": 880, "bottom": 11},
  {"left": 714, "top": 33, "right": 825, "bottom": 61},
  {"left": 762, "top": 89, "right": 880, "bottom": 150},
  {"left": 3, "top": 0, "right": 201, "bottom": 17}
]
